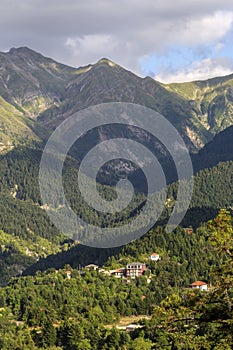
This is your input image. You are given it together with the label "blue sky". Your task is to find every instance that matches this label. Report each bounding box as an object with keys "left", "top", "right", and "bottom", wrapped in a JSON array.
[
  {"left": 141, "top": 42, "right": 233, "bottom": 82},
  {"left": 0, "top": 0, "right": 233, "bottom": 83},
  {"left": 140, "top": 12, "right": 233, "bottom": 82}
]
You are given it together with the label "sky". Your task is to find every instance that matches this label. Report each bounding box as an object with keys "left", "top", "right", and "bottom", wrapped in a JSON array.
[{"left": 1, "top": 0, "right": 233, "bottom": 83}]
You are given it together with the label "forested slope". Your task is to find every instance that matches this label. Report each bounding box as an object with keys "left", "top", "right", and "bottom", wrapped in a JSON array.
[
  {"left": 0, "top": 210, "right": 231, "bottom": 349},
  {"left": 0, "top": 145, "right": 232, "bottom": 284}
]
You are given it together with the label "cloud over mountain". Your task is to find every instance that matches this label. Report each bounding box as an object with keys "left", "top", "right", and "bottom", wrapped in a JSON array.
[
  {"left": 155, "top": 57, "right": 233, "bottom": 83},
  {"left": 0, "top": 0, "right": 233, "bottom": 80}
]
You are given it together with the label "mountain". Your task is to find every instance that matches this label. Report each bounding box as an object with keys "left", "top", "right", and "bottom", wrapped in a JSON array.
[
  {"left": 0, "top": 47, "right": 233, "bottom": 284},
  {"left": 0, "top": 47, "right": 76, "bottom": 110},
  {"left": 0, "top": 95, "right": 40, "bottom": 152},
  {"left": 192, "top": 125, "right": 233, "bottom": 171},
  {"left": 164, "top": 74, "right": 233, "bottom": 140},
  {"left": 38, "top": 57, "right": 196, "bottom": 147},
  {"left": 19, "top": 159, "right": 232, "bottom": 278},
  {"left": 1, "top": 47, "right": 233, "bottom": 155},
  {"left": 0, "top": 142, "right": 232, "bottom": 283},
  {"left": 0, "top": 48, "right": 233, "bottom": 349},
  {"left": 0, "top": 47, "right": 78, "bottom": 151}
]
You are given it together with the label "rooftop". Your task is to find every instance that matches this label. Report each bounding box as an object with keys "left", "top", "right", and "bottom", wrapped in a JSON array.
[
  {"left": 191, "top": 281, "right": 207, "bottom": 286},
  {"left": 127, "top": 262, "right": 145, "bottom": 265}
]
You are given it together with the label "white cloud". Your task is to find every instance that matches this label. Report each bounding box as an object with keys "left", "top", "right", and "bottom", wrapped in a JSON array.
[
  {"left": 62, "top": 9, "right": 233, "bottom": 75},
  {"left": 63, "top": 10, "right": 233, "bottom": 70},
  {"left": 66, "top": 34, "right": 116, "bottom": 56},
  {"left": 155, "top": 58, "right": 233, "bottom": 83},
  {"left": 171, "top": 11, "right": 233, "bottom": 46}
]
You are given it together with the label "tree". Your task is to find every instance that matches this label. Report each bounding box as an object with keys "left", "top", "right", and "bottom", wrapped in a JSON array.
[
  {"left": 207, "top": 209, "right": 233, "bottom": 257},
  {"left": 41, "top": 317, "right": 57, "bottom": 348},
  {"left": 131, "top": 337, "right": 153, "bottom": 350},
  {"left": 197, "top": 209, "right": 233, "bottom": 347},
  {"left": 105, "top": 327, "right": 121, "bottom": 349}
]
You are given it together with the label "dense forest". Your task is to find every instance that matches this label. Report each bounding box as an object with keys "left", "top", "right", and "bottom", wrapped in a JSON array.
[
  {"left": 0, "top": 210, "right": 232, "bottom": 349},
  {"left": 0, "top": 146, "right": 232, "bottom": 284},
  {"left": 0, "top": 140, "right": 232, "bottom": 349},
  {"left": 0, "top": 147, "right": 232, "bottom": 232}
]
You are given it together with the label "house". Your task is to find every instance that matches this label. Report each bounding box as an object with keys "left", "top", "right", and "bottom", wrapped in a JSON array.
[
  {"left": 184, "top": 228, "right": 193, "bottom": 234},
  {"left": 111, "top": 268, "right": 125, "bottom": 278},
  {"left": 148, "top": 253, "right": 160, "bottom": 261},
  {"left": 190, "top": 281, "right": 208, "bottom": 291},
  {"left": 85, "top": 264, "right": 99, "bottom": 271},
  {"left": 64, "top": 270, "right": 72, "bottom": 279},
  {"left": 126, "top": 262, "right": 147, "bottom": 278}
]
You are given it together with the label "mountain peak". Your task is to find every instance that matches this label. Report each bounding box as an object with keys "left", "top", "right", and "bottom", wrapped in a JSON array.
[
  {"left": 8, "top": 46, "right": 38, "bottom": 55},
  {"left": 6, "top": 47, "right": 47, "bottom": 62},
  {"left": 96, "top": 57, "right": 118, "bottom": 68}
]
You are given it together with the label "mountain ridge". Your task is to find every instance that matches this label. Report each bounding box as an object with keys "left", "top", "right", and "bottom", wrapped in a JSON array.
[{"left": 1, "top": 47, "right": 233, "bottom": 154}]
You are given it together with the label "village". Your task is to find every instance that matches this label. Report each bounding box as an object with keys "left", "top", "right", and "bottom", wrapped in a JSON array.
[{"left": 63, "top": 251, "right": 209, "bottom": 292}]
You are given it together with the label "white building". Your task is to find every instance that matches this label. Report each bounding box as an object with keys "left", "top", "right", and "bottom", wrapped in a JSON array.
[
  {"left": 85, "top": 264, "right": 99, "bottom": 271},
  {"left": 148, "top": 253, "right": 160, "bottom": 261}
]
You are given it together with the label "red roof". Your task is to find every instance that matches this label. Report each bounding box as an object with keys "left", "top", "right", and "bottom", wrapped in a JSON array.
[
  {"left": 150, "top": 253, "right": 159, "bottom": 256},
  {"left": 191, "top": 281, "right": 207, "bottom": 286}
]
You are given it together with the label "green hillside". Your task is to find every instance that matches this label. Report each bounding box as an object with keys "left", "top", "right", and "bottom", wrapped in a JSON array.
[
  {"left": 24, "top": 160, "right": 233, "bottom": 276},
  {"left": 192, "top": 125, "right": 233, "bottom": 171},
  {"left": 0, "top": 210, "right": 231, "bottom": 349},
  {"left": 0, "top": 144, "right": 232, "bottom": 283},
  {"left": 165, "top": 74, "right": 233, "bottom": 139},
  {"left": 0, "top": 96, "right": 42, "bottom": 152},
  {"left": 0, "top": 47, "right": 79, "bottom": 151}
]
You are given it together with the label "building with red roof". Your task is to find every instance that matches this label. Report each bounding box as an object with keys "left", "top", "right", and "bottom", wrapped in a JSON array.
[{"left": 190, "top": 281, "right": 208, "bottom": 291}]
